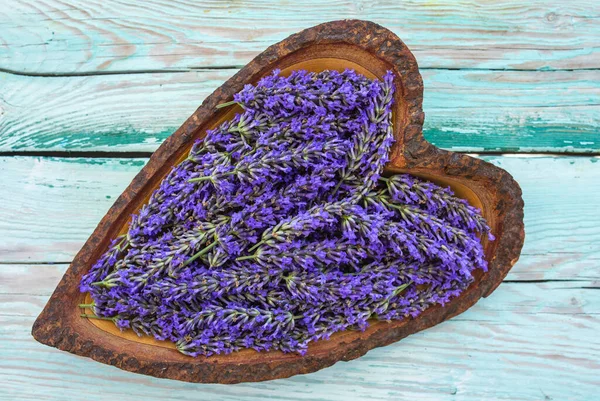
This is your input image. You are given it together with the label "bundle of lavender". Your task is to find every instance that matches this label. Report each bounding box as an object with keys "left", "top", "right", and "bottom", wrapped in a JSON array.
[{"left": 80, "top": 69, "right": 492, "bottom": 356}]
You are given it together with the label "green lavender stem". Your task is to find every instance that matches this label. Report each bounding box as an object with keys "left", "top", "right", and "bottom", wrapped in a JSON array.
[
  {"left": 215, "top": 100, "right": 240, "bottom": 109},
  {"left": 80, "top": 314, "right": 115, "bottom": 321},
  {"left": 182, "top": 239, "right": 219, "bottom": 268},
  {"left": 247, "top": 241, "right": 265, "bottom": 253}
]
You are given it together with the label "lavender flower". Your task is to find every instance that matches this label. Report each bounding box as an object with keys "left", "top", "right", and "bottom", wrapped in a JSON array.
[{"left": 80, "top": 68, "right": 492, "bottom": 358}]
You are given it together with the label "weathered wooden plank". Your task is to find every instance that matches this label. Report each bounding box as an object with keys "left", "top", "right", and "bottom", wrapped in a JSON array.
[
  {"left": 0, "top": 156, "right": 146, "bottom": 263},
  {"left": 0, "top": 280, "right": 597, "bottom": 400},
  {"left": 1, "top": 69, "right": 598, "bottom": 153},
  {"left": 1, "top": 155, "right": 598, "bottom": 399},
  {"left": 0, "top": 264, "right": 67, "bottom": 296},
  {"left": 1, "top": 0, "right": 599, "bottom": 73},
  {"left": 1, "top": 155, "right": 599, "bottom": 282}
]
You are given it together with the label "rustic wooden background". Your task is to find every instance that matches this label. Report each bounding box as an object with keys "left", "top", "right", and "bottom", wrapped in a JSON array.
[{"left": 1, "top": 1, "right": 599, "bottom": 400}]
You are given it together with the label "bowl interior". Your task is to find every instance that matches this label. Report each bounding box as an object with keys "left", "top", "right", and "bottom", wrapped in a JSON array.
[{"left": 81, "top": 51, "right": 492, "bottom": 359}]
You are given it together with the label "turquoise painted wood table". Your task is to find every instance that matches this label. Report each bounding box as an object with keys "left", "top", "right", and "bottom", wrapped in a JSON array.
[{"left": 1, "top": 1, "right": 598, "bottom": 400}]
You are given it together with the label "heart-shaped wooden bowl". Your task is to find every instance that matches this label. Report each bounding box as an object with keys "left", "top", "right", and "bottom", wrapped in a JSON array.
[{"left": 32, "top": 20, "right": 525, "bottom": 384}]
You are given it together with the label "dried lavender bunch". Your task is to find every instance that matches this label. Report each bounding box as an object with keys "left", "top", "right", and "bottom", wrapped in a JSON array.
[{"left": 81, "top": 69, "right": 493, "bottom": 358}]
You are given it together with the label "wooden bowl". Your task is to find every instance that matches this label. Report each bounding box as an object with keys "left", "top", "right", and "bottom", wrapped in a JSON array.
[{"left": 32, "top": 20, "right": 525, "bottom": 384}]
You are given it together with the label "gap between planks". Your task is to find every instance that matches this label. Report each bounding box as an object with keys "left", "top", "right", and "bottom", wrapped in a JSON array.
[
  {"left": 2, "top": 66, "right": 600, "bottom": 78},
  {"left": 1, "top": 151, "right": 599, "bottom": 158}
]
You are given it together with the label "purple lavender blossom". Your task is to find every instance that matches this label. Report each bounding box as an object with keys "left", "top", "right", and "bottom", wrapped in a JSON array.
[{"left": 80, "top": 68, "right": 492, "bottom": 357}]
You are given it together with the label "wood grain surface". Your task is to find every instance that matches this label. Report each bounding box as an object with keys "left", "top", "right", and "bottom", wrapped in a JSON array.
[
  {"left": 1, "top": 155, "right": 598, "bottom": 398},
  {"left": 2, "top": 155, "right": 597, "bottom": 271},
  {"left": 1, "top": 1, "right": 599, "bottom": 398},
  {"left": 2, "top": 278, "right": 598, "bottom": 401},
  {"left": 2, "top": 0, "right": 599, "bottom": 73},
  {"left": 1, "top": 69, "right": 598, "bottom": 153},
  {"left": 1, "top": 1, "right": 599, "bottom": 154}
]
